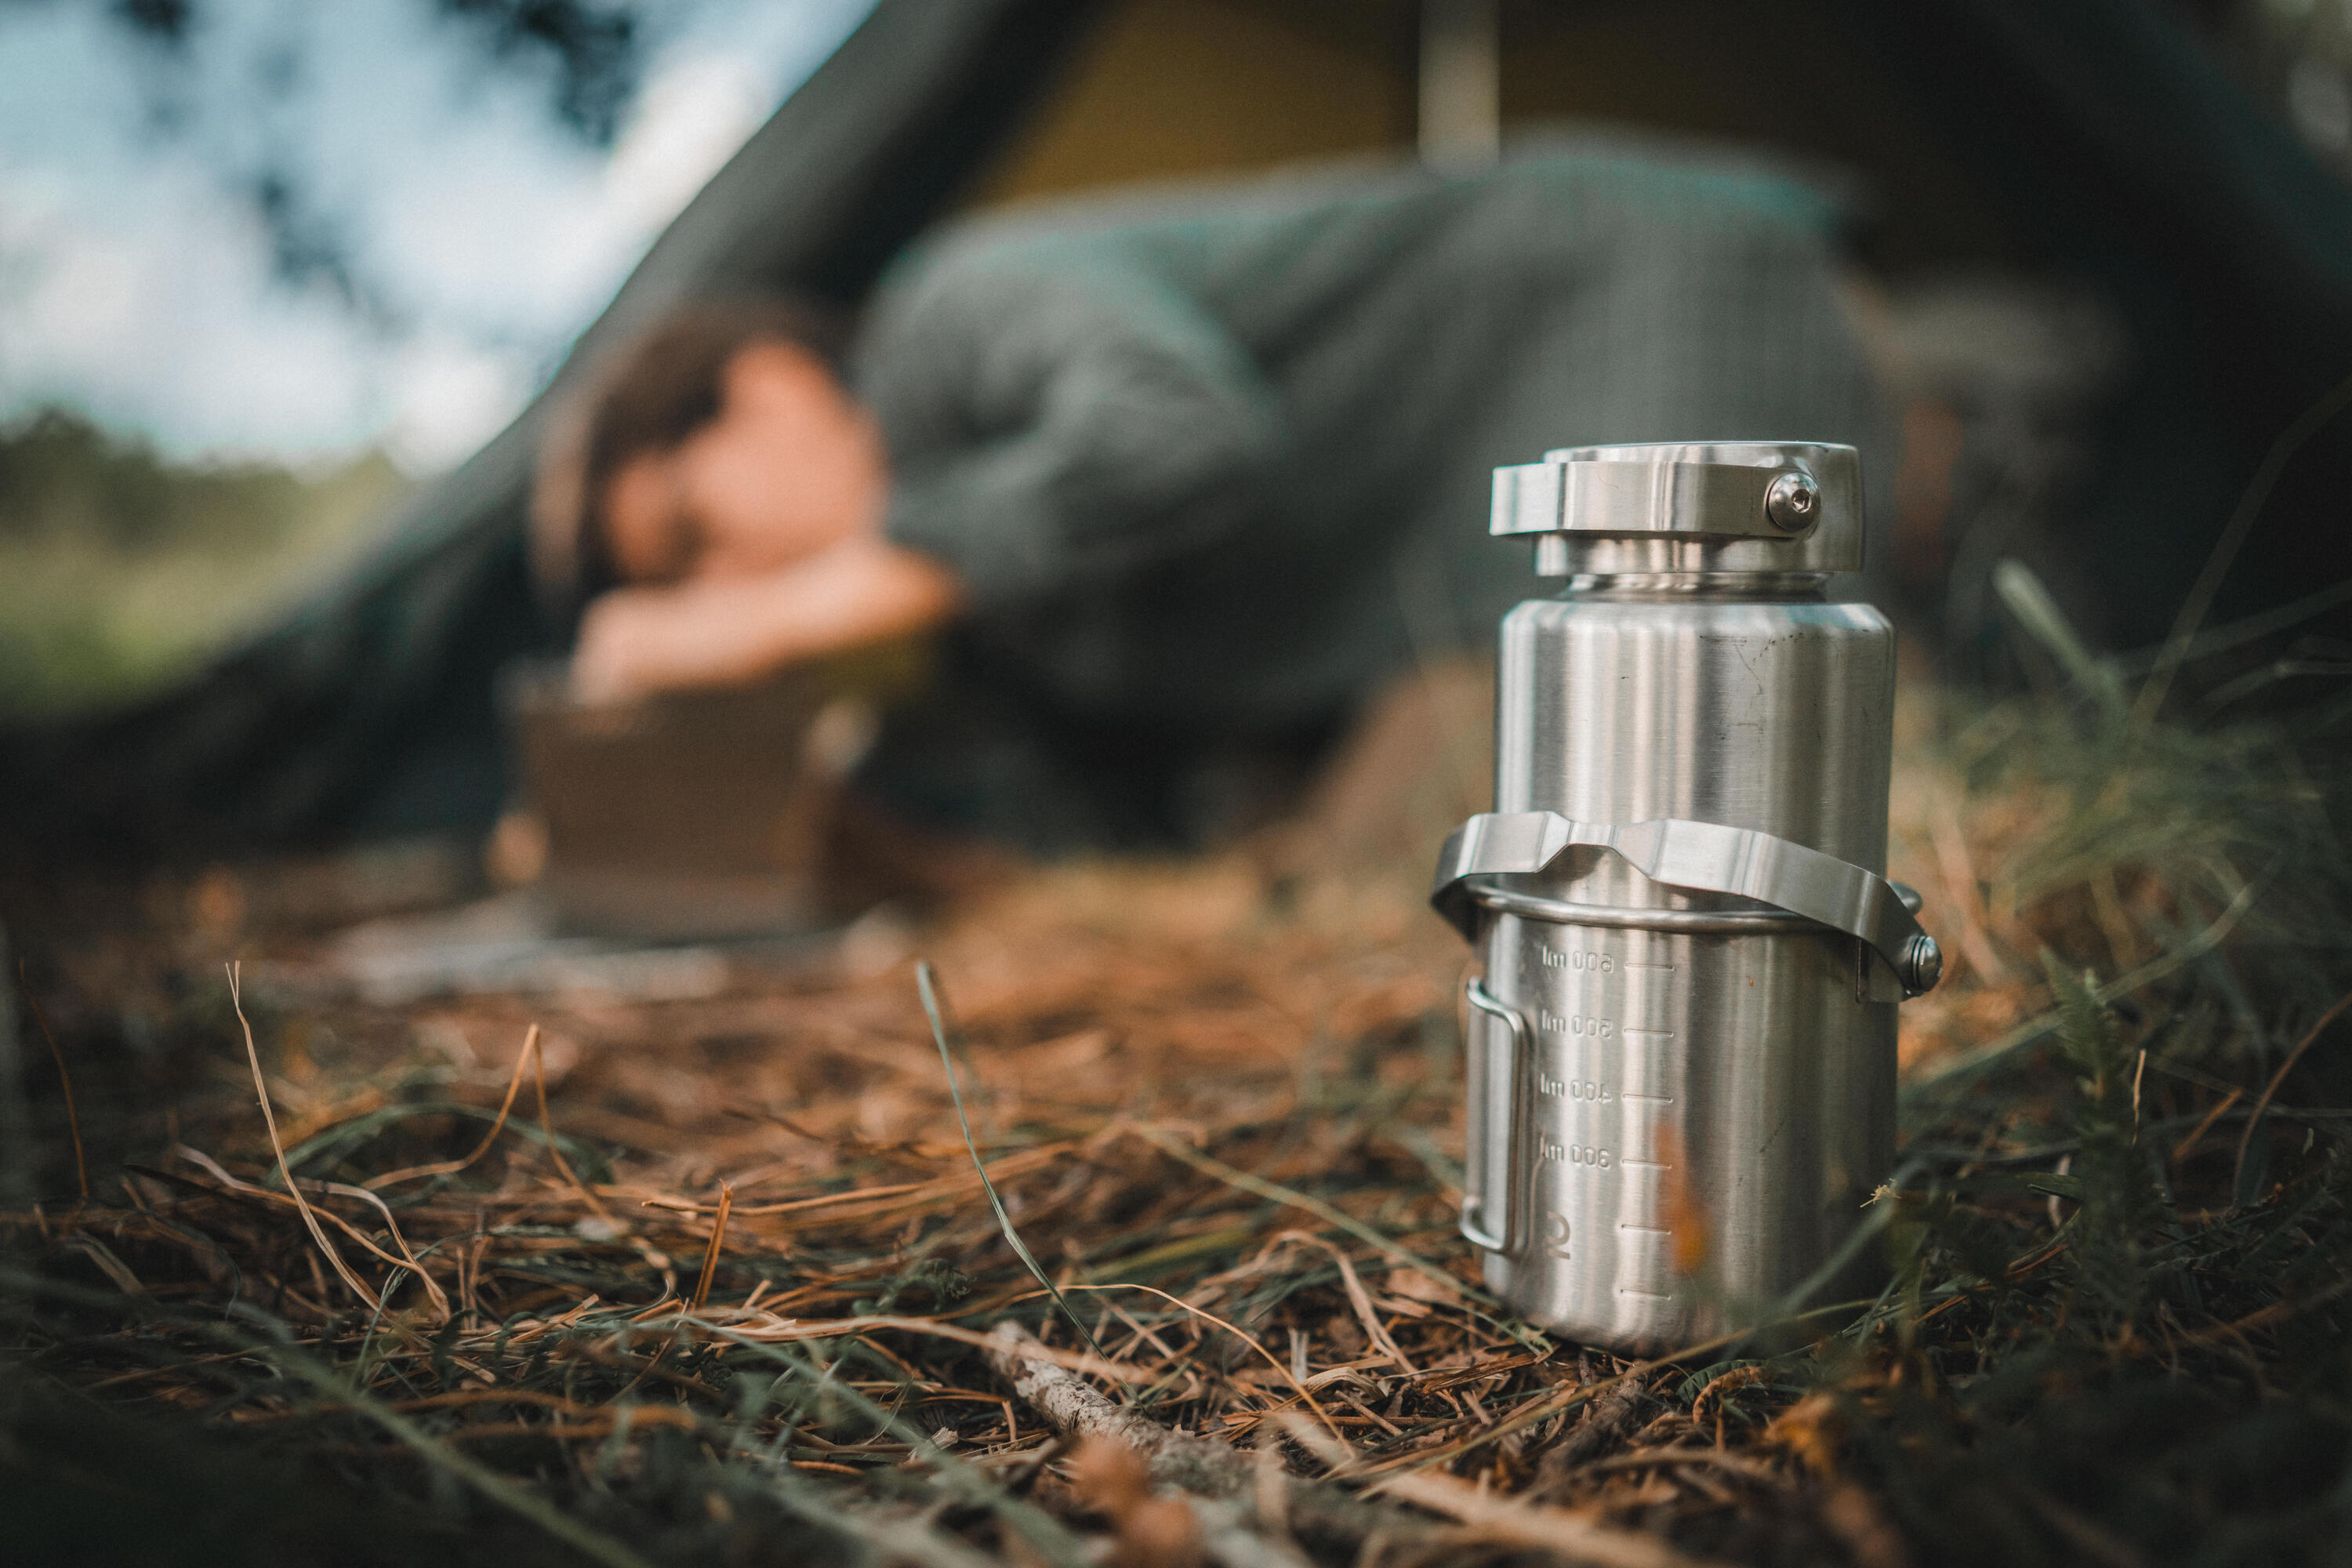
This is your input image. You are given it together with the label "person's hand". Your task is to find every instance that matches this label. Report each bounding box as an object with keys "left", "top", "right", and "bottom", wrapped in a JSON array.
[{"left": 570, "top": 534, "right": 964, "bottom": 706}]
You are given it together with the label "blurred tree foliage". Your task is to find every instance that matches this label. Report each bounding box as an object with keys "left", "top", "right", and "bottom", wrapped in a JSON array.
[
  {"left": 108, "top": 0, "right": 644, "bottom": 144},
  {"left": 432, "top": 0, "right": 642, "bottom": 145},
  {"left": 0, "top": 409, "right": 408, "bottom": 718},
  {"left": 95, "top": 0, "right": 652, "bottom": 315}
]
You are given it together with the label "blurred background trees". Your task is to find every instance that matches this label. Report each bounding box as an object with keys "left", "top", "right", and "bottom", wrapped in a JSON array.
[{"left": 0, "top": 412, "right": 406, "bottom": 715}]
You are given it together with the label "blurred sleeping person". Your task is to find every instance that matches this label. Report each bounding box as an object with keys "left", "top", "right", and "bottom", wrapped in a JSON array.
[{"left": 531, "top": 139, "right": 1891, "bottom": 854}]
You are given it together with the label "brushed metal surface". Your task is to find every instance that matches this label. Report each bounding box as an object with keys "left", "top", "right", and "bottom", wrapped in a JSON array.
[
  {"left": 1493, "top": 594, "right": 1894, "bottom": 905},
  {"left": 1490, "top": 441, "right": 1864, "bottom": 576},
  {"left": 1470, "top": 908, "right": 1895, "bottom": 1347},
  {"left": 1469, "top": 562, "right": 1900, "bottom": 1347}
]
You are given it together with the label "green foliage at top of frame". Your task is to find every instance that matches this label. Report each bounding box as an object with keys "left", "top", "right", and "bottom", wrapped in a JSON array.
[
  {"left": 0, "top": 408, "right": 408, "bottom": 718},
  {"left": 0, "top": 406, "right": 403, "bottom": 550}
]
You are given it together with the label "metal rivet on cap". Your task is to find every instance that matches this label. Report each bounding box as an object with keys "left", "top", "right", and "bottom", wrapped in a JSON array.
[
  {"left": 1764, "top": 470, "right": 1820, "bottom": 532},
  {"left": 1901, "top": 932, "right": 1944, "bottom": 995}
]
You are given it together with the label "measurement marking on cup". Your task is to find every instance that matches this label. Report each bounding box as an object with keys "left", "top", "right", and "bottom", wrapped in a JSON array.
[
  {"left": 1621, "top": 1091, "right": 1676, "bottom": 1104},
  {"left": 1617, "top": 1223, "right": 1672, "bottom": 1234},
  {"left": 1621, "top": 1158, "right": 1672, "bottom": 1170},
  {"left": 1537, "top": 1072, "right": 1619, "bottom": 1102},
  {"left": 1617, "top": 1288, "right": 1674, "bottom": 1299}
]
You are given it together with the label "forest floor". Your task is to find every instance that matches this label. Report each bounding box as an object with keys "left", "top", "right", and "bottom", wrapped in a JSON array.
[{"left": 3, "top": 673, "right": 2350, "bottom": 1568}]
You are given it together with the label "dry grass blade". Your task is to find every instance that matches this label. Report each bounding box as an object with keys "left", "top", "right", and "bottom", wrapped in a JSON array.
[
  {"left": 362, "top": 1024, "right": 539, "bottom": 1190},
  {"left": 917, "top": 958, "right": 1106, "bottom": 1363},
  {"left": 639, "top": 1143, "right": 1076, "bottom": 1218},
  {"left": 2136, "top": 363, "right": 2352, "bottom": 721},
  {"left": 769, "top": 1468, "right": 1005, "bottom": 1568},
  {"left": 16, "top": 963, "right": 85, "bottom": 1202},
  {"left": 690, "top": 1181, "right": 733, "bottom": 1312},
  {"left": 66, "top": 1233, "right": 146, "bottom": 1296},
  {"left": 1370, "top": 1468, "right": 1732, "bottom": 1568},
  {"left": 1127, "top": 1123, "right": 1466, "bottom": 1294},
  {"left": 1276, "top": 1412, "right": 1722, "bottom": 1568},
  {"left": 710, "top": 1312, "right": 1148, "bottom": 1379},
  {"left": 1340, "top": 1305, "right": 1853, "bottom": 1482},
  {"left": 2233, "top": 982, "right": 2352, "bottom": 1196},
  {"left": 5, "top": 1266, "right": 656, "bottom": 1568},
  {"left": 250, "top": 1324, "right": 657, "bottom": 1568},
  {"left": 226, "top": 960, "right": 379, "bottom": 1315},
  {"left": 308, "top": 1174, "right": 452, "bottom": 1320},
  {"left": 528, "top": 1022, "right": 616, "bottom": 1223},
  {"left": 693, "top": 1320, "right": 1095, "bottom": 1568},
  {"left": 1051, "top": 1282, "right": 1345, "bottom": 1443},
  {"left": 168, "top": 1143, "right": 450, "bottom": 1321},
  {"left": 2172, "top": 1087, "right": 2243, "bottom": 1163},
  {"left": 1266, "top": 1229, "right": 1416, "bottom": 1374},
  {"left": 1903, "top": 877, "right": 2264, "bottom": 1102}
]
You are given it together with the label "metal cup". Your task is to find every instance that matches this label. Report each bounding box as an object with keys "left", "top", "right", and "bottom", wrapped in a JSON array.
[{"left": 1431, "top": 441, "right": 1940, "bottom": 1348}]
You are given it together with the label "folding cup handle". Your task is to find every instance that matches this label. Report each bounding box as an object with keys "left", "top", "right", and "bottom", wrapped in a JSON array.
[{"left": 1461, "top": 978, "right": 1529, "bottom": 1254}]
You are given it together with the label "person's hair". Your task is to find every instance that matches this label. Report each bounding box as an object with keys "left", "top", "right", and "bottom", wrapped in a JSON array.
[{"left": 532, "top": 296, "right": 852, "bottom": 610}]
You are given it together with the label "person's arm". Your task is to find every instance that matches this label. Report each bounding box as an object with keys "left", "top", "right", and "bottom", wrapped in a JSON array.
[
  {"left": 861, "top": 232, "right": 1287, "bottom": 610},
  {"left": 568, "top": 530, "right": 960, "bottom": 706}
]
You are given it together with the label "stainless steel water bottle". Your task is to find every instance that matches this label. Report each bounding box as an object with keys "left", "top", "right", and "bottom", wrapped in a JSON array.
[{"left": 1430, "top": 441, "right": 1941, "bottom": 1349}]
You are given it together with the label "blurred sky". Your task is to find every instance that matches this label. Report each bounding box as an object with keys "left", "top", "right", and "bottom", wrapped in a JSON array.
[{"left": 0, "top": 0, "right": 876, "bottom": 474}]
